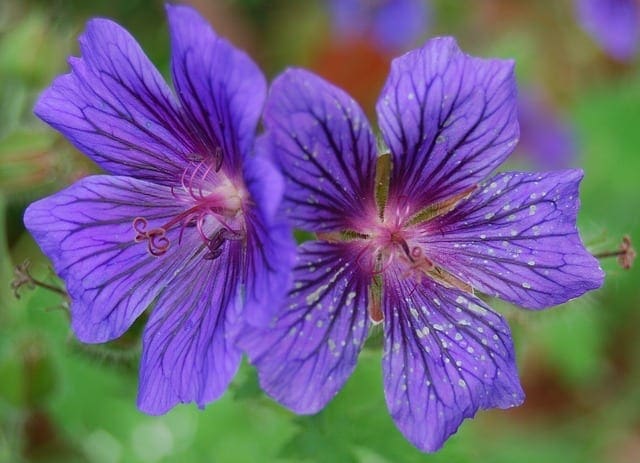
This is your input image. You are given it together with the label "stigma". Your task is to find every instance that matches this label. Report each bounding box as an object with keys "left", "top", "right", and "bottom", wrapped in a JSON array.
[{"left": 132, "top": 157, "right": 247, "bottom": 258}]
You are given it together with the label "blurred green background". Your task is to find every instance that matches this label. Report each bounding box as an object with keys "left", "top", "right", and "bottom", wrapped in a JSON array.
[{"left": 1, "top": 0, "right": 638, "bottom": 462}]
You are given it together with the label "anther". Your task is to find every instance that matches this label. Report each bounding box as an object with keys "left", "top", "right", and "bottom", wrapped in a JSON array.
[
  {"left": 186, "top": 153, "right": 204, "bottom": 162},
  {"left": 410, "top": 246, "right": 422, "bottom": 259},
  {"left": 213, "top": 146, "right": 223, "bottom": 171},
  {"left": 203, "top": 227, "right": 244, "bottom": 260}
]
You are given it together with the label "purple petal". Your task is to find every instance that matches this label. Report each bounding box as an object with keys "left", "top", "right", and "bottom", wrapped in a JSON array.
[
  {"left": 242, "top": 220, "right": 295, "bottom": 327},
  {"left": 137, "top": 241, "right": 244, "bottom": 414},
  {"left": 240, "top": 241, "right": 371, "bottom": 413},
  {"left": 382, "top": 270, "right": 524, "bottom": 452},
  {"left": 23, "top": 176, "right": 197, "bottom": 342},
  {"left": 34, "top": 19, "right": 193, "bottom": 185},
  {"left": 264, "top": 68, "right": 378, "bottom": 232},
  {"left": 242, "top": 151, "right": 296, "bottom": 327},
  {"left": 576, "top": 0, "right": 639, "bottom": 61},
  {"left": 329, "top": 0, "right": 368, "bottom": 40},
  {"left": 372, "top": 0, "right": 430, "bottom": 51},
  {"left": 376, "top": 37, "right": 519, "bottom": 216},
  {"left": 425, "top": 170, "right": 604, "bottom": 309},
  {"left": 329, "top": 0, "right": 429, "bottom": 51},
  {"left": 243, "top": 135, "right": 286, "bottom": 224},
  {"left": 166, "top": 4, "right": 266, "bottom": 174},
  {"left": 517, "top": 90, "right": 576, "bottom": 170}
]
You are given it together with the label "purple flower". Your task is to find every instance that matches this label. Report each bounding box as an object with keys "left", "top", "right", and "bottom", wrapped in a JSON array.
[
  {"left": 23, "top": 5, "right": 293, "bottom": 414},
  {"left": 329, "top": 0, "right": 430, "bottom": 51},
  {"left": 241, "top": 37, "right": 604, "bottom": 451},
  {"left": 576, "top": 0, "right": 639, "bottom": 61},
  {"left": 517, "top": 89, "right": 576, "bottom": 170}
]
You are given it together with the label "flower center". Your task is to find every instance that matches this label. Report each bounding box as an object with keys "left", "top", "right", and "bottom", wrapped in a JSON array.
[
  {"left": 316, "top": 153, "right": 477, "bottom": 323},
  {"left": 132, "top": 158, "right": 247, "bottom": 259},
  {"left": 366, "top": 217, "right": 435, "bottom": 274}
]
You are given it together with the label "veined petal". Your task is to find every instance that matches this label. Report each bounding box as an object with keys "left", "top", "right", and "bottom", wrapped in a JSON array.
[
  {"left": 34, "top": 18, "right": 193, "bottom": 184},
  {"left": 244, "top": 136, "right": 286, "bottom": 225},
  {"left": 425, "top": 170, "right": 604, "bottom": 309},
  {"left": 264, "top": 68, "right": 378, "bottom": 232},
  {"left": 376, "top": 37, "right": 519, "bottom": 216},
  {"left": 137, "top": 242, "right": 244, "bottom": 414},
  {"left": 166, "top": 4, "right": 266, "bottom": 173},
  {"left": 240, "top": 139, "right": 296, "bottom": 326},
  {"left": 240, "top": 241, "right": 371, "bottom": 413},
  {"left": 23, "top": 176, "right": 197, "bottom": 342},
  {"left": 242, "top": 218, "right": 296, "bottom": 327},
  {"left": 382, "top": 270, "right": 523, "bottom": 452},
  {"left": 576, "top": 0, "right": 639, "bottom": 61}
]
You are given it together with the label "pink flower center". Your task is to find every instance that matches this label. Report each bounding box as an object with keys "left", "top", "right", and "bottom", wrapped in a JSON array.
[
  {"left": 132, "top": 158, "right": 247, "bottom": 258},
  {"left": 359, "top": 211, "right": 434, "bottom": 277}
]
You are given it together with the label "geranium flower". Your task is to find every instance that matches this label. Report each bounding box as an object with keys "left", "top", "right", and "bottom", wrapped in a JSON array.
[
  {"left": 24, "top": 5, "right": 292, "bottom": 414},
  {"left": 576, "top": 0, "right": 639, "bottom": 61},
  {"left": 241, "top": 37, "right": 604, "bottom": 451},
  {"left": 517, "top": 89, "right": 576, "bottom": 169},
  {"left": 329, "top": 0, "right": 429, "bottom": 52}
]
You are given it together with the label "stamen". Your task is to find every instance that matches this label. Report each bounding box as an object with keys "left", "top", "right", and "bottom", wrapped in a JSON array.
[
  {"left": 204, "top": 228, "right": 227, "bottom": 259},
  {"left": 405, "top": 184, "right": 478, "bottom": 226},
  {"left": 375, "top": 152, "right": 392, "bottom": 220},
  {"left": 213, "top": 146, "right": 223, "bottom": 171},
  {"left": 594, "top": 235, "right": 635, "bottom": 269},
  {"left": 316, "top": 230, "right": 370, "bottom": 242},
  {"left": 132, "top": 217, "right": 170, "bottom": 256},
  {"left": 11, "top": 260, "right": 67, "bottom": 299},
  {"left": 132, "top": 156, "right": 247, "bottom": 259},
  {"left": 186, "top": 149, "right": 223, "bottom": 172},
  {"left": 188, "top": 161, "right": 203, "bottom": 199},
  {"left": 398, "top": 238, "right": 414, "bottom": 263},
  {"left": 356, "top": 247, "right": 393, "bottom": 276},
  {"left": 400, "top": 246, "right": 436, "bottom": 280},
  {"left": 368, "top": 274, "right": 384, "bottom": 324},
  {"left": 429, "top": 267, "right": 473, "bottom": 294},
  {"left": 203, "top": 227, "right": 244, "bottom": 260},
  {"left": 186, "top": 153, "right": 204, "bottom": 162}
]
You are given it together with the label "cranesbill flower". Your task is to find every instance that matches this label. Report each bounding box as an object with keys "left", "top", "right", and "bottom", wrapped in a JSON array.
[
  {"left": 24, "top": 5, "right": 292, "bottom": 414},
  {"left": 329, "top": 0, "right": 429, "bottom": 52},
  {"left": 576, "top": 0, "right": 639, "bottom": 61},
  {"left": 517, "top": 89, "right": 576, "bottom": 170},
  {"left": 241, "top": 37, "right": 604, "bottom": 451}
]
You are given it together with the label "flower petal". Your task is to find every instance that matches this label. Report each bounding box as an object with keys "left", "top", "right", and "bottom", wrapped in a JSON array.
[
  {"left": 517, "top": 90, "right": 576, "bottom": 170},
  {"left": 242, "top": 152, "right": 296, "bottom": 327},
  {"left": 137, "top": 241, "right": 244, "bottom": 414},
  {"left": 329, "top": 0, "right": 429, "bottom": 51},
  {"left": 425, "top": 170, "right": 604, "bottom": 309},
  {"left": 264, "top": 68, "right": 378, "bottom": 232},
  {"left": 382, "top": 271, "right": 524, "bottom": 452},
  {"left": 240, "top": 241, "right": 371, "bottom": 413},
  {"left": 243, "top": 135, "right": 286, "bottom": 225},
  {"left": 376, "top": 37, "right": 519, "bottom": 216},
  {"left": 166, "top": 4, "right": 266, "bottom": 173},
  {"left": 242, "top": 220, "right": 295, "bottom": 327},
  {"left": 372, "top": 0, "right": 430, "bottom": 51},
  {"left": 34, "top": 18, "right": 193, "bottom": 184},
  {"left": 23, "top": 176, "right": 196, "bottom": 342},
  {"left": 576, "top": 0, "right": 639, "bottom": 61}
]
